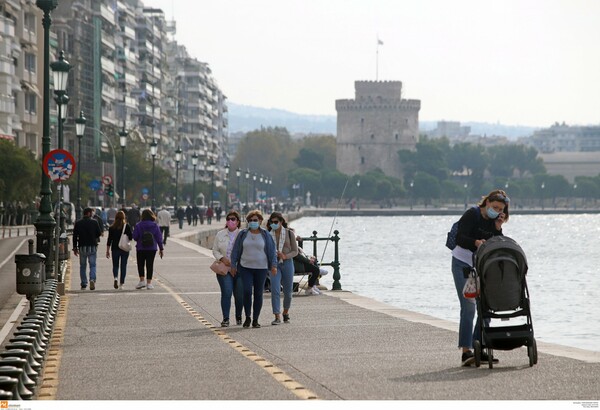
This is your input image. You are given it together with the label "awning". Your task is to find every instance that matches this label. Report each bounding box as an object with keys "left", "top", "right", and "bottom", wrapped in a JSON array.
[{"left": 21, "top": 80, "right": 42, "bottom": 98}]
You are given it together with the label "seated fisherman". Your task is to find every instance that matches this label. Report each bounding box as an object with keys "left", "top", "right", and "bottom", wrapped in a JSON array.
[{"left": 293, "top": 235, "right": 327, "bottom": 295}]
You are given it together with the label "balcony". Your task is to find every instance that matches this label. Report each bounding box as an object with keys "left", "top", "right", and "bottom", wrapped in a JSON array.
[
  {"left": 100, "top": 4, "right": 116, "bottom": 25},
  {"left": 101, "top": 56, "right": 115, "bottom": 73},
  {"left": 0, "top": 17, "right": 15, "bottom": 37},
  {"left": 0, "top": 59, "right": 14, "bottom": 76}
]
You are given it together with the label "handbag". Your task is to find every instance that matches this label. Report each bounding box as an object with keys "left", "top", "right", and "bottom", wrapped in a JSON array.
[
  {"left": 118, "top": 224, "right": 131, "bottom": 252},
  {"left": 210, "top": 260, "right": 229, "bottom": 276},
  {"left": 462, "top": 274, "right": 480, "bottom": 299}
]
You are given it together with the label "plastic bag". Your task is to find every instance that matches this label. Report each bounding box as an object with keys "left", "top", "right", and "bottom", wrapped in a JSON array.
[{"left": 463, "top": 275, "right": 480, "bottom": 299}]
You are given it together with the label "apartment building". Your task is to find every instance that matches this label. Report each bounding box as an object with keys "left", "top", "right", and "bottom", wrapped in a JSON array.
[{"left": 2, "top": 0, "right": 229, "bottom": 203}]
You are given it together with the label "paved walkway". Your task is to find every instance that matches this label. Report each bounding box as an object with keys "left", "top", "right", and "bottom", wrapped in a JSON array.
[{"left": 35, "top": 221, "right": 600, "bottom": 400}]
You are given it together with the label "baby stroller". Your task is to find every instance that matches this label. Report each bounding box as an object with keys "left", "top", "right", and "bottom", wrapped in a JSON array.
[{"left": 470, "top": 236, "right": 537, "bottom": 368}]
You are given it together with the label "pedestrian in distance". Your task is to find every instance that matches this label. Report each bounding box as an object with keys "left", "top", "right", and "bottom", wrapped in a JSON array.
[
  {"left": 266, "top": 212, "right": 298, "bottom": 325},
  {"left": 157, "top": 206, "right": 171, "bottom": 245},
  {"left": 106, "top": 210, "right": 133, "bottom": 289},
  {"left": 206, "top": 206, "right": 214, "bottom": 225},
  {"left": 132, "top": 209, "right": 164, "bottom": 290},
  {"left": 176, "top": 206, "right": 185, "bottom": 229},
  {"left": 451, "top": 189, "right": 509, "bottom": 367},
  {"left": 192, "top": 205, "right": 199, "bottom": 226},
  {"left": 73, "top": 207, "right": 102, "bottom": 290},
  {"left": 230, "top": 210, "right": 277, "bottom": 329},
  {"left": 185, "top": 205, "right": 193, "bottom": 225},
  {"left": 127, "top": 203, "right": 141, "bottom": 228},
  {"left": 212, "top": 211, "right": 244, "bottom": 327}
]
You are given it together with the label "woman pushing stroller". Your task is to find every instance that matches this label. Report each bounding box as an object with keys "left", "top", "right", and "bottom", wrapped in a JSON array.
[{"left": 450, "top": 189, "right": 510, "bottom": 366}]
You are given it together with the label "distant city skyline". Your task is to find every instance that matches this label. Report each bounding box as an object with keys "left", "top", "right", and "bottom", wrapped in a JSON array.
[{"left": 146, "top": 0, "right": 600, "bottom": 128}]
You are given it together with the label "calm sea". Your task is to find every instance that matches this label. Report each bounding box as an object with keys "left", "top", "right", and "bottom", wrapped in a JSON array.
[{"left": 292, "top": 214, "right": 600, "bottom": 353}]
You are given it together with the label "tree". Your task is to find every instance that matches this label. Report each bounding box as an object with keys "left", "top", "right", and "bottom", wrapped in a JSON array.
[
  {"left": 0, "top": 140, "right": 40, "bottom": 203},
  {"left": 413, "top": 171, "right": 441, "bottom": 206},
  {"left": 399, "top": 136, "right": 450, "bottom": 181},
  {"left": 293, "top": 148, "right": 323, "bottom": 170}
]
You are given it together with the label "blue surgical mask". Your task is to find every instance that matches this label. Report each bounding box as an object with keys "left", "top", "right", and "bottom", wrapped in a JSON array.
[
  {"left": 270, "top": 223, "right": 280, "bottom": 230},
  {"left": 248, "top": 221, "right": 260, "bottom": 230},
  {"left": 486, "top": 207, "right": 499, "bottom": 219}
]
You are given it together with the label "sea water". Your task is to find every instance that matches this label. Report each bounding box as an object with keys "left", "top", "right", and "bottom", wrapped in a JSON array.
[{"left": 292, "top": 214, "right": 600, "bottom": 352}]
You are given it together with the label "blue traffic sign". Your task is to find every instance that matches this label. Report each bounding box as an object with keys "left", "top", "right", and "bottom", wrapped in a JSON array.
[{"left": 89, "top": 180, "right": 102, "bottom": 191}]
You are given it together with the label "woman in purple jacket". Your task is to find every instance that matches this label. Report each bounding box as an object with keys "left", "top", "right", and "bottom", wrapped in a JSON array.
[{"left": 132, "top": 209, "right": 164, "bottom": 290}]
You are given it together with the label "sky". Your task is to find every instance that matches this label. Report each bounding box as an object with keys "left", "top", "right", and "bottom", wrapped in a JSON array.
[{"left": 144, "top": 0, "right": 600, "bottom": 128}]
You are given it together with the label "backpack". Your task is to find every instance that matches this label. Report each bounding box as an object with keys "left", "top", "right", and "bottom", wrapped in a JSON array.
[
  {"left": 141, "top": 230, "right": 155, "bottom": 247},
  {"left": 445, "top": 206, "right": 479, "bottom": 250}
]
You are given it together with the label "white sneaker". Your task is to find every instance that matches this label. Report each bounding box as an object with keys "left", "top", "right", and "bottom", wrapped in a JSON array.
[
  {"left": 304, "top": 287, "right": 314, "bottom": 295},
  {"left": 147, "top": 283, "right": 155, "bottom": 290},
  {"left": 119, "top": 284, "right": 124, "bottom": 290},
  {"left": 310, "top": 286, "right": 321, "bottom": 295},
  {"left": 135, "top": 281, "right": 146, "bottom": 289},
  {"left": 319, "top": 268, "right": 328, "bottom": 276}
]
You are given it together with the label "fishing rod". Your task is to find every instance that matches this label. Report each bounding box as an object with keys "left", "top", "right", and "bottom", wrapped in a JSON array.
[{"left": 295, "top": 178, "right": 350, "bottom": 294}]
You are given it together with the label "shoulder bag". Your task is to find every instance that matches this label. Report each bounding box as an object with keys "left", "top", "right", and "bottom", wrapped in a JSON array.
[{"left": 118, "top": 224, "right": 132, "bottom": 252}]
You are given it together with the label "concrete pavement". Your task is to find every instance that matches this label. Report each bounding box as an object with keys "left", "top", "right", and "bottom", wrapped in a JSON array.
[{"left": 33, "top": 220, "right": 600, "bottom": 400}]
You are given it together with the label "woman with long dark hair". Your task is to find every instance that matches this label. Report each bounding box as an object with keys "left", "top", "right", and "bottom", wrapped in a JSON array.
[{"left": 106, "top": 210, "right": 133, "bottom": 289}]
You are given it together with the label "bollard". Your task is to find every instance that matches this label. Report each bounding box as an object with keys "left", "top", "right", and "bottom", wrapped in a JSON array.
[
  {"left": 0, "top": 350, "right": 41, "bottom": 374},
  {"left": 17, "top": 323, "right": 49, "bottom": 344},
  {"left": 10, "top": 335, "right": 45, "bottom": 357},
  {"left": 5, "top": 341, "right": 43, "bottom": 365},
  {"left": 0, "top": 375, "right": 19, "bottom": 400},
  {"left": 0, "top": 358, "right": 37, "bottom": 388},
  {"left": 0, "top": 366, "right": 32, "bottom": 400}
]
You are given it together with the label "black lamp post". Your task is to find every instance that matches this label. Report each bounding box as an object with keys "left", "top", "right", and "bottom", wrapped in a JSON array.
[
  {"left": 410, "top": 180, "right": 414, "bottom": 210},
  {"left": 150, "top": 139, "right": 158, "bottom": 210},
  {"left": 75, "top": 111, "right": 86, "bottom": 221},
  {"left": 119, "top": 128, "right": 127, "bottom": 206},
  {"left": 174, "top": 147, "right": 182, "bottom": 210},
  {"left": 224, "top": 164, "right": 230, "bottom": 210},
  {"left": 191, "top": 152, "right": 198, "bottom": 206},
  {"left": 236, "top": 168, "right": 241, "bottom": 205},
  {"left": 35, "top": 0, "right": 59, "bottom": 279},
  {"left": 541, "top": 182, "right": 545, "bottom": 210},
  {"left": 252, "top": 172, "right": 257, "bottom": 206},
  {"left": 207, "top": 160, "right": 215, "bottom": 209},
  {"left": 245, "top": 169, "right": 250, "bottom": 207}
]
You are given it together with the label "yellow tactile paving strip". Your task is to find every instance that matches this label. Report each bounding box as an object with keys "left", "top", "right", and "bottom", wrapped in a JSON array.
[{"left": 159, "top": 279, "right": 320, "bottom": 400}]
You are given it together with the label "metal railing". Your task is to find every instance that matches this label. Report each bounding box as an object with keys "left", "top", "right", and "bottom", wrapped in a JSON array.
[{"left": 301, "top": 230, "right": 341, "bottom": 291}]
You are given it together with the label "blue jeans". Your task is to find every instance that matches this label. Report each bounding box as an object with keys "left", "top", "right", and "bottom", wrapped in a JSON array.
[
  {"left": 79, "top": 245, "right": 97, "bottom": 287},
  {"left": 239, "top": 266, "right": 268, "bottom": 320},
  {"left": 452, "top": 257, "right": 478, "bottom": 349},
  {"left": 270, "top": 259, "right": 294, "bottom": 315},
  {"left": 111, "top": 248, "right": 129, "bottom": 284},
  {"left": 216, "top": 272, "right": 244, "bottom": 320}
]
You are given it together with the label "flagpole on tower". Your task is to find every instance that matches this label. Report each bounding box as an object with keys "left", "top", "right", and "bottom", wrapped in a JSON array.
[{"left": 376, "top": 36, "right": 383, "bottom": 80}]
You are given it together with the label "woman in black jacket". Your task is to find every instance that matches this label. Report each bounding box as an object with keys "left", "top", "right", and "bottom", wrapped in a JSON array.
[
  {"left": 451, "top": 189, "right": 509, "bottom": 366},
  {"left": 106, "top": 210, "right": 133, "bottom": 289}
]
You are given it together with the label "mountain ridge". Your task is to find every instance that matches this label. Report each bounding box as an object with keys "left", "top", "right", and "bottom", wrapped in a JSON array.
[{"left": 227, "top": 102, "right": 540, "bottom": 139}]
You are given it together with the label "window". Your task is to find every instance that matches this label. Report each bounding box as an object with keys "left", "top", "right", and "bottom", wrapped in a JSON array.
[
  {"left": 361, "top": 156, "right": 365, "bottom": 164},
  {"left": 25, "top": 93, "right": 37, "bottom": 114},
  {"left": 371, "top": 134, "right": 374, "bottom": 139},
  {"left": 25, "top": 53, "right": 36, "bottom": 73}
]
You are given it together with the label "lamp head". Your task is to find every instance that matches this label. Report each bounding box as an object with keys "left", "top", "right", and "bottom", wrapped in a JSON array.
[
  {"left": 175, "top": 147, "right": 182, "bottom": 163},
  {"left": 50, "top": 50, "right": 72, "bottom": 93},
  {"left": 150, "top": 139, "right": 158, "bottom": 157},
  {"left": 192, "top": 152, "right": 199, "bottom": 166},
  {"left": 75, "top": 110, "right": 86, "bottom": 137}
]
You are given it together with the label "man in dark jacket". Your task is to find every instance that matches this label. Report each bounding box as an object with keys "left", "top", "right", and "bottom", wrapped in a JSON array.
[
  {"left": 73, "top": 207, "right": 102, "bottom": 290},
  {"left": 127, "top": 204, "right": 141, "bottom": 228}
]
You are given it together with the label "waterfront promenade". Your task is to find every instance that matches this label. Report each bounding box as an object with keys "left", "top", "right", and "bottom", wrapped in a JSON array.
[
  {"left": 22, "top": 219, "right": 596, "bottom": 401},
  {"left": 1, "top": 217, "right": 599, "bottom": 401}
]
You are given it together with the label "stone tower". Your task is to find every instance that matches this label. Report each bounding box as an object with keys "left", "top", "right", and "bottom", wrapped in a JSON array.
[{"left": 335, "top": 81, "right": 420, "bottom": 179}]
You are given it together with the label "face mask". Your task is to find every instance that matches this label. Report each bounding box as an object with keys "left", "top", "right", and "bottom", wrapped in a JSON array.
[
  {"left": 248, "top": 221, "right": 260, "bottom": 230},
  {"left": 486, "top": 207, "right": 500, "bottom": 219},
  {"left": 226, "top": 220, "right": 238, "bottom": 229},
  {"left": 270, "top": 223, "right": 280, "bottom": 230}
]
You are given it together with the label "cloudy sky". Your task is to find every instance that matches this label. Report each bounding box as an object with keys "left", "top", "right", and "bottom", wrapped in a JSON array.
[{"left": 145, "top": 0, "right": 600, "bottom": 127}]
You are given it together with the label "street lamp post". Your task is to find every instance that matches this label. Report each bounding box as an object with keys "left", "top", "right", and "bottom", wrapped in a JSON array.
[
  {"left": 252, "top": 173, "right": 257, "bottom": 206},
  {"left": 410, "top": 180, "right": 414, "bottom": 210},
  {"left": 75, "top": 112, "right": 86, "bottom": 221},
  {"left": 541, "top": 182, "right": 545, "bottom": 210},
  {"left": 245, "top": 169, "right": 250, "bottom": 208},
  {"left": 191, "top": 152, "right": 198, "bottom": 206},
  {"left": 174, "top": 147, "right": 182, "bottom": 211},
  {"left": 236, "top": 168, "right": 241, "bottom": 207},
  {"left": 150, "top": 140, "right": 158, "bottom": 210},
  {"left": 35, "top": 0, "right": 59, "bottom": 279},
  {"left": 356, "top": 179, "right": 360, "bottom": 210},
  {"left": 119, "top": 128, "right": 127, "bottom": 206},
  {"left": 224, "top": 164, "right": 230, "bottom": 210},
  {"left": 573, "top": 183, "right": 577, "bottom": 210},
  {"left": 207, "top": 160, "right": 215, "bottom": 209},
  {"left": 464, "top": 183, "right": 469, "bottom": 209}
]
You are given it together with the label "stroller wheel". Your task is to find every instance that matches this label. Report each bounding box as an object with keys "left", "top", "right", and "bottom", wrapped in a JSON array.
[
  {"left": 528, "top": 338, "right": 538, "bottom": 367},
  {"left": 473, "top": 340, "right": 482, "bottom": 368}
]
